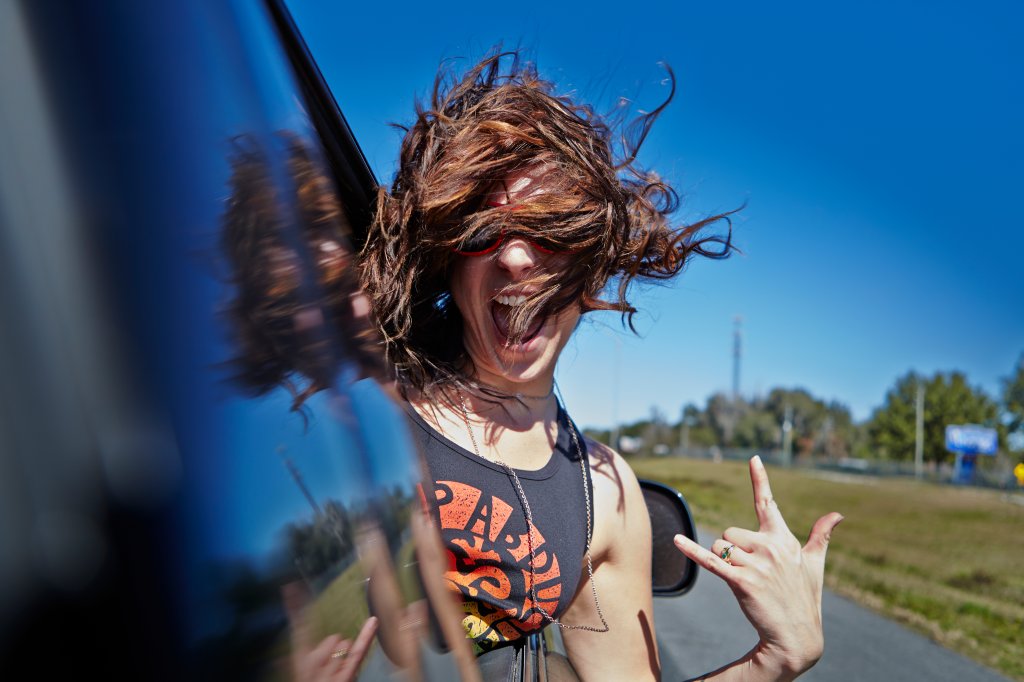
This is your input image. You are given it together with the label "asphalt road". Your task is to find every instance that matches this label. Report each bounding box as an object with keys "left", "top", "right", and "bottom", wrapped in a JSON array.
[{"left": 654, "top": 527, "right": 1012, "bottom": 682}]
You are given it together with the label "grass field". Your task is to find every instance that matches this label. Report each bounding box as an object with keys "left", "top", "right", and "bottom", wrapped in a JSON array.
[{"left": 630, "top": 456, "right": 1024, "bottom": 682}]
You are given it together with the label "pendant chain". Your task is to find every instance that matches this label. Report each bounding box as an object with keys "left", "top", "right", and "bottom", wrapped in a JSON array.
[{"left": 457, "top": 392, "right": 609, "bottom": 633}]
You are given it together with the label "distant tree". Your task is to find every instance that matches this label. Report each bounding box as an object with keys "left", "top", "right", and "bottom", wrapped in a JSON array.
[
  {"left": 762, "top": 388, "right": 854, "bottom": 459},
  {"left": 866, "top": 375, "right": 917, "bottom": 461},
  {"left": 618, "top": 418, "right": 648, "bottom": 441},
  {"left": 1001, "top": 353, "right": 1024, "bottom": 451},
  {"left": 705, "top": 392, "right": 741, "bottom": 445},
  {"left": 641, "top": 406, "right": 672, "bottom": 455},
  {"left": 867, "top": 371, "right": 1002, "bottom": 464},
  {"left": 285, "top": 499, "right": 354, "bottom": 578},
  {"left": 732, "top": 406, "right": 779, "bottom": 450},
  {"left": 679, "top": 402, "right": 720, "bottom": 448},
  {"left": 599, "top": 388, "right": 856, "bottom": 456},
  {"left": 583, "top": 428, "right": 613, "bottom": 447},
  {"left": 819, "top": 400, "right": 857, "bottom": 460},
  {"left": 681, "top": 403, "right": 702, "bottom": 425},
  {"left": 849, "top": 420, "right": 873, "bottom": 460},
  {"left": 675, "top": 403, "right": 699, "bottom": 448}
]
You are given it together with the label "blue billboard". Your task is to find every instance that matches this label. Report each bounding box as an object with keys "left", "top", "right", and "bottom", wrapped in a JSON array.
[{"left": 945, "top": 424, "right": 998, "bottom": 456}]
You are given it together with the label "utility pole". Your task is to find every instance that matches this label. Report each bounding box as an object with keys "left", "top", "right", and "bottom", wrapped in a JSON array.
[
  {"left": 610, "top": 336, "right": 621, "bottom": 451},
  {"left": 732, "top": 316, "right": 742, "bottom": 403},
  {"left": 679, "top": 406, "right": 690, "bottom": 455},
  {"left": 781, "top": 404, "right": 793, "bottom": 467},
  {"left": 915, "top": 379, "right": 925, "bottom": 479},
  {"left": 278, "top": 445, "right": 322, "bottom": 517}
]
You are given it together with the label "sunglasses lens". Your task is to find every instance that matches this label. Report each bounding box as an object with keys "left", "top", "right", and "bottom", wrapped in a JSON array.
[
  {"left": 454, "top": 232, "right": 503, "bottom": 256},
  {"left": 452, "top": 231, "right": 571, "bottom": 257},
  {"left": 529, "top": 238, "right": 559, "bottom": 254}
]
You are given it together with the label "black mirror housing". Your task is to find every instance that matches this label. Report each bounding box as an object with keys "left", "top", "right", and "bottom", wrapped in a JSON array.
[{"left": 640, "top": 479, "right": 699, "bottom": 597}]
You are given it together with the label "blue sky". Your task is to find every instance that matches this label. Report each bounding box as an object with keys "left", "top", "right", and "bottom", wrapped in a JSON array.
[{"left": 288, "top": 0, "right": 1023, "bottom": 431}]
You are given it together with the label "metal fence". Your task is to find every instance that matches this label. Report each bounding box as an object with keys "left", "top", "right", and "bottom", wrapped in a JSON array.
[{"left": 656, "top": 446, "right": 1024, "bottom": 492}]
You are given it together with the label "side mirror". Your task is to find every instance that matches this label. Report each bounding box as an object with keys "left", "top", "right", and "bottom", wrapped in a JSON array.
[{"left": 640, "top": 479, "right": 699, "bottom": 597}]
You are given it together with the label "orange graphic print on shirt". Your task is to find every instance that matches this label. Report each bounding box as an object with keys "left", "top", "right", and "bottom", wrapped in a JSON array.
[{"left": 434, "top": 480, "right": 562, "bottom": 653}]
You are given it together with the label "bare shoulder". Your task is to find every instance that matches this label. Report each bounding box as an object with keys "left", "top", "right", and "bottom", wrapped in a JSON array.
[
  {"left": 583, "top": 437, "right": 650, "bottom": 560},
  {"left": 584, "top": 437, "right": 644, "bottom": 505}
]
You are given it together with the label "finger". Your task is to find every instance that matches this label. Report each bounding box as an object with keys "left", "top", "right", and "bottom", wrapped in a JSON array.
[
  {"left": 674, "top": 534, "right": 737, "bottom": 579},
  {"left": 803, "top": 512, "right": 845, "bottom": 559},
  {"left": 721, "top": 526, "right": 760, "bottom": 551},
  {"left": 312, "top": 633, "right": 346, "bottom": 666},
  {"left": 710, "top": 539, "right": 751, "bottom": 567},
  {"left": 749, "top": 455, "right": 785, "bottom": 532},
  {"left": 282, "top": 581, "right": 307, "bottom": 619},
  {"left": 337, "top": 616, "right": 379, "bottom": 679},
  {"left": 320, "top": 639, "right": 349, "bottom": 680},
  {"left": 324, "top": 637, "right": 351, "bottom": 678},
  {"left": 282, "top": 582, "right": 313, "bottom": 656}
]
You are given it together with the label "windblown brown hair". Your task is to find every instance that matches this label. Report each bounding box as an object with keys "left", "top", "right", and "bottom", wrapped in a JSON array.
[{"left": 359, "top": 50, "right": 736, "bottom": 402}]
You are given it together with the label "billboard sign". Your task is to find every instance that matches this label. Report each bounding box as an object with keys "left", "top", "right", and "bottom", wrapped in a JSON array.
[{"left": 945, "top": 424, "right": 998, "bottom": 456}]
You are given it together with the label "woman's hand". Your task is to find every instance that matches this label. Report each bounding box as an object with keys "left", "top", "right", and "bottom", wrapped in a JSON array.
[
  {"left": 673, "top": 456, "right": 843, "bottom": 679},
  {"left": 282, "top": 581, "right": 379, "bottom": 681}
]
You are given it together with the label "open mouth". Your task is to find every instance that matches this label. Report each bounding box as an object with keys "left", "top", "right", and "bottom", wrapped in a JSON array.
[{"left": 490, "top": 294, "right": 545, "bottom": 347}]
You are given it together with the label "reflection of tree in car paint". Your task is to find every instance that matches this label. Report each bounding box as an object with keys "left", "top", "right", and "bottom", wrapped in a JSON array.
[
  {"left": 434, "top": 480, "right": 563, "bottom": 653},
  {"left": 285, "top": 499, "right": 356, "bottom": 581}
]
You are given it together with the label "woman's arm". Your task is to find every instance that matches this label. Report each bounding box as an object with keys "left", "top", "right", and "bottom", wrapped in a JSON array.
[{"left": 558, "top": 442, "right": 661, "bottom": 681}]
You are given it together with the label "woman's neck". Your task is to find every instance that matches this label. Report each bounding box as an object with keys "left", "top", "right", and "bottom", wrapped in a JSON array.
[
  {"left": 456, "top": 387, "right": 560, "bottom": 470},
  {"left": 408, "top": 379, "right": 560, "bottom": 453},
  {"left": 460, "top": 386, "right": 556, "bottom": 430},
  {"left": 468, "top": 367, "right": 556, "bottom": 405}
]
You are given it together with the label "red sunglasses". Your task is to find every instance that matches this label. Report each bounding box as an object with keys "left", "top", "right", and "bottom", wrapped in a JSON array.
[
  {"left": 451, "top": 229, "right": 564, "bottom": 257},
  {"left": 452, "top": 200, "right": 571, "bottom": 257}
]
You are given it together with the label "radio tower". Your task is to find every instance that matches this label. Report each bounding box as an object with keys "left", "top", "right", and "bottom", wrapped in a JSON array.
[
  {"left": 732, "top": 316, "right": 742, "bottom": 402},
  {"left": 278, "top": 445, "right": 322, "bottom": 517}
]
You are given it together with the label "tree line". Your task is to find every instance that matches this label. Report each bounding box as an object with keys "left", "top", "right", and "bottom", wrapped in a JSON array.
[{"left": 586, "top": 352, "right": 1024, "bottom": 465}]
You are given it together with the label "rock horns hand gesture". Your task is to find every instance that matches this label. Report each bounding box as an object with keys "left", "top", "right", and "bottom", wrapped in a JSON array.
[{"left": 674, "top": 455, "right": 844, "bottom": 680}]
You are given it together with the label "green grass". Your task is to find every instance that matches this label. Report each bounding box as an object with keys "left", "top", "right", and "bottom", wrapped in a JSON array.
[
  {"left": 631, "top": 456, "right": 1024, "bottom": 681},
  {"left": 309, "top": 560, "right": 373, "bottom": 642}
]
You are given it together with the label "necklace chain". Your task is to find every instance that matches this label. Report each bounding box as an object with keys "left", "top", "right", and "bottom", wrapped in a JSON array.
[{"left": 457, "top": 392, "right": 609, "bottom": 633}]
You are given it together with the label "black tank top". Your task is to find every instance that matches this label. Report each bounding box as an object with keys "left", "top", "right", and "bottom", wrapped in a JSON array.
[{"left": 406, "top": 403, "right": 593, "bottom": 655}]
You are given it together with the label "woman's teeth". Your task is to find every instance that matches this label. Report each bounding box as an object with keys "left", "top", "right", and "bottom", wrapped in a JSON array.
[{"left": 496, "top": 294, "right": 528, "bottom": 306}]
